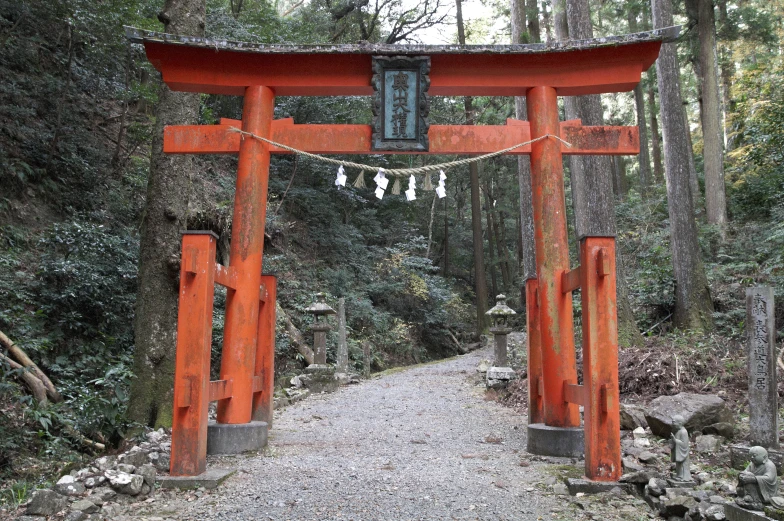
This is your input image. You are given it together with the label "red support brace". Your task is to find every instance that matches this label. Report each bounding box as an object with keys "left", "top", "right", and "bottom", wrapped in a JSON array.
[
  {"left": 580, "top": 236, "right": 622, "bottom": 481},
  {"left": 252, "top": 275, "right": 277, "bottom": 426},
  {"left": 170, "top": 232, "right": 217, "bottom": 476},
  {"left": 525, "top": 278, "right": 544, "bottom": 425}
]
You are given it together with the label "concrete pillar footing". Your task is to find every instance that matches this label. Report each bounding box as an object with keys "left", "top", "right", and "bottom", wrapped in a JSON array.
[
  {"left": 207, "top": 421, "right": 268, "bottom": 455},
  {"left": 527, "top": 423, "right": 584, "bottom": 458}
]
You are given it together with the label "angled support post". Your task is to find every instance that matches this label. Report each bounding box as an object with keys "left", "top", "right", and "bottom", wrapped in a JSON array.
[
  {"left": 170, "top": 231, "right": 218, "bottom": 476},
  {"left": 252, "top": 275, "right": 277, "bottom": 426},
  {"left": 580, "top": 236, "right": 621, "bottom": 481}
]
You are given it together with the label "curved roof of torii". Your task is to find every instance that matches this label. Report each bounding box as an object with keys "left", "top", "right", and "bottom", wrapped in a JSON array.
[{"left": 126, "top": 26, "right": 679, "bottom": 97}]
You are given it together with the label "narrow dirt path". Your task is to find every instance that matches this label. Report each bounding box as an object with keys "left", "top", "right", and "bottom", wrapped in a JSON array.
[{"left": 146, "top": 348, "right": 577, "bottom": 520}]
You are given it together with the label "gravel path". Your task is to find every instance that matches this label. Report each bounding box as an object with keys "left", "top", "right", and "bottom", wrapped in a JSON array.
[{"left": 153, "top": 348, "right": 570, "bottom": 521}]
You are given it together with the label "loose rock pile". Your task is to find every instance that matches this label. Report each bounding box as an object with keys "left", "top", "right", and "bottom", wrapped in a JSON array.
[
  {"left": 615, "top": 393, "right": 738, "bottom": 521},
  {"left": 18, "top": 429, "right": 171, "bottom": 521}
]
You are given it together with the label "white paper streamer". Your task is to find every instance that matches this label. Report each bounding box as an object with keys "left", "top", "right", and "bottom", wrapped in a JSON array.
[
  {"left": 436, "top": 169, "right": 447, "bottom": 198},
  {"left": 335, "top": 165, "right": 347, "bottom": 187}
]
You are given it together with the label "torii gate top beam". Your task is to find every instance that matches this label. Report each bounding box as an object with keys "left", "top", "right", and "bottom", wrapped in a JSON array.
[{"left": 126, "top": 26, "right": 678, "bottom": 97}]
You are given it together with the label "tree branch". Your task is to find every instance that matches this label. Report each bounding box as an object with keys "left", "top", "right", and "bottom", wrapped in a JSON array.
[{"left": 0, "top": 330, "right": 62, "bottom": 402}]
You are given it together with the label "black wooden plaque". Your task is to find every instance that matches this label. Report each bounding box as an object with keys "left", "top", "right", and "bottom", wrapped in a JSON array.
[{"left": 371, "top": 56, "right": 430, "bottom": 152}]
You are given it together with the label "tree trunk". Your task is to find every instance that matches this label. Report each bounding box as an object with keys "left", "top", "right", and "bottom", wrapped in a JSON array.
[
  {"left": 443, "top": 198, "right": 449, "bottom": 276},
  {"left": 648, "top": 81, "right": 664, "bottom": 182},
  {"left": 683, "top": 106, "right": 701, "bottom": 210},
  {"left": 485, "top": 182, "right": 510, "bottom": 291},
  {"left": 1, "top": 353, "right": 48, "bottom": 404},
  {"left": 652, "top": 0, "right": 714, "bottom": 331},
  {"left": 566, "top": 0, "right": 643, "bottom": 347},
  {"left": 496, "top": 208, "right": 514, "bottom": 288},
  {"left": 129, "top": 0, "right": 206, "bottom": 429},
  {"left": 697, "top": 0, "right": 728, "bottom": 235},
  {"left": 526, "top": 0, "right": 540, "bottom": 42},
  {"left": 629, "top": 9, "right": 653, "bottom": 198},
  {"left": 716, "top": 0, "right": 735, "bottom": 151},
  {"left": 277, "top": 303, "right": 315, "bottom": 365},
  {"left": 512, "top": 0, "right": 537, "bottom": 291},
  {"left": 457, "top": 0, "right": 489, "bottom": 332},
  {"left": 0, "top": 330, "right": 62, "bottom": 403},
  {"left": 426, "top": 192, "right": 437, "bottom": 259}
]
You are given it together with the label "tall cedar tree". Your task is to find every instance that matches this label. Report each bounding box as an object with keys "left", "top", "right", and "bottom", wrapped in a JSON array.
[
  {"left": 651, "top": 0, "right": 714, "bottom": 330},
  {"left": 558, "top": 0, "right": 644, "bottom": 347},
  {"left": 456, "top": 0, "right": 490, "bottom": 333},
  {"left": 687, "top": 0, "right": 728, "bottom": 235},
  {"left": 511, "top": 0, "right": 537, "bottom": 295},
  {"left": 628, "top": 7, "right": 653, "bottom": 198},
  {"left": 129, "top": 0, "right": 206, "bottom": 428}
]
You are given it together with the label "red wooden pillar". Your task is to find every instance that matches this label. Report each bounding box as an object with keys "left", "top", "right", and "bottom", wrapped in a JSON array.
[
  {"left": 525, "top": 277, "right": 544, "bottom": 425},
  {"left": 526, "top": 86, "right": 580, "bottom": 428},
  {"left": 252, "top": 275, "right": 277, "bottom": 426},
  {"left": 217, "top": 86, "right": 275, "bottom": 424},
  {"left": 170, "top": 232, "right": 217, "bottom": 476},
  {"left": 580, "top": 236, "right": 621, "bottom": 481}
]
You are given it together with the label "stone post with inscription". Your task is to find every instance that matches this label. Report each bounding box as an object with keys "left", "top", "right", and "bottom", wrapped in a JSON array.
[{"left": 747, "top": 286, "right": 778, "bottom": 449}]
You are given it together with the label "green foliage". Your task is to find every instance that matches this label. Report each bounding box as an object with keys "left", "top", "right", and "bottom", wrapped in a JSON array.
[{"left": 728, "top": 56, "right": 784, "bottom": 220}]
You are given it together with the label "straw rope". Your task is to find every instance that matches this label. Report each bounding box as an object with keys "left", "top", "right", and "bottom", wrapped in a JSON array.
[{"left": 228, "top": 127, "right": 572, "bottom": 178}]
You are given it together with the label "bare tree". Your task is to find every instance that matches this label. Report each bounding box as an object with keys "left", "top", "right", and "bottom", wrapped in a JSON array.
[
  {"left": 651, "top": 0, "right": 714, "bottom": 330},
  {"left": 330, "top": 0, "right": 450, "bottom": 44}
]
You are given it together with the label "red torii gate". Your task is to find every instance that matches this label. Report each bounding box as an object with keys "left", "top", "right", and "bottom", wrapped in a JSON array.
[{"left": 129, "top": 26, "right": 676, "bottom": 482}]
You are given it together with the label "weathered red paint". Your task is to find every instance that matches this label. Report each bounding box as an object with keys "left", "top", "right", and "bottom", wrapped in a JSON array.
[
  {"left": 526, "top": 86, "right": 580, "bottom": 428},
  {"left": 163, "top": 119, "right": 640, "bottom": 156},
  {"left": 217, "top": 86, "right": 275, "bottom": 425},
  {"left": 142, "top": 41, "right": 662, "bottom": 97},
  {"left": 170, "top": 233, "right": 217, "bottom": 476},
  {"left": 525, "top": 278, "right": 544, "bottom": 425},
  {"left": 252, "top": 275, "right": 277, "bottom": 426},
  {"left": 580, "top": 237, "right": 621, "bottom": 481}
]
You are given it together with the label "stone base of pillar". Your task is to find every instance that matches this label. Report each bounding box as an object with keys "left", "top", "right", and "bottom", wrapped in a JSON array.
[
  {"left": 486, "top": 367, "right": 517, "bottom": 390},
  {"left": 527, "top": 423, "right": 584, "bottom": 458},
  {"left": 301, "top": 364, "right": 339, "bottom": 393},
  {"left": 207, "top": 421, "right": 268, "bottom": 455}
]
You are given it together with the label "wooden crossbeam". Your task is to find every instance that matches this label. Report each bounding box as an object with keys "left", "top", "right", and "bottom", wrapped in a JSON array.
[
  {"left": 164, "top": 118, "right": 639, "bottom": 156},
  {"left": 209, "top": 379, "right": 233, "bottom": 402},
  {"left": 214, "top": 264, "right": 237, "bottom": 290},
  {"left": 563, "top": 382, "right": 585, "bottom": 406},
  {"left": 561, "top": 266, "right": 582, "bottom": 293}
]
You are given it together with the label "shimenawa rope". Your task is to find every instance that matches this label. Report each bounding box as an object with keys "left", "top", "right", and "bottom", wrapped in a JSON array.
[{"left": 227, "top": 127, "right": 572, "bottom": 178}]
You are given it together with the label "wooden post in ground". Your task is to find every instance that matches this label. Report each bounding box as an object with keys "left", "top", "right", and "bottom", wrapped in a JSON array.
[
  {"left": 579, "top": 236, "right": 621, "bottom": 481},
  {"left": 170, "top": 232, "right": 217, "bottom": 476},
  {"left": 217, "top": 86, "right": 275, "bottom": 425}
]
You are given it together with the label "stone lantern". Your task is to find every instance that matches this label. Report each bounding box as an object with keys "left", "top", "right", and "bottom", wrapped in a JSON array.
[
  {"left": 485, "top": 294, "right": 517, "bottom": 389},
  {"left": 303, "top": 293, "right": 339, "bottom": 392}
]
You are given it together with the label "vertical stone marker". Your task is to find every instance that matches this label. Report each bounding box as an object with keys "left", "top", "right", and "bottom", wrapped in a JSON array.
[
  {"left": 337, "top": 298, "right": 348, "bottom": 373},
  {"left": 746, "top": 286, "right": 778, "bottom": 449}
]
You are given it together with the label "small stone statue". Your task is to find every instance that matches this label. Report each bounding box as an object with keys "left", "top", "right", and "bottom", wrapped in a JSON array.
[
  {"left": 736, "top": 446, "right": 784, "bottom": 510},
  {"left": 669, "top": 415, "right": 692, "bottom": 482}
]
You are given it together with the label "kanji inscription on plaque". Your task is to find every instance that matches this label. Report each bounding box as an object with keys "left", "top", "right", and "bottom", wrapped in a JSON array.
[{"left": 372, "top": 56, "right": 430, "bottom": 151}]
